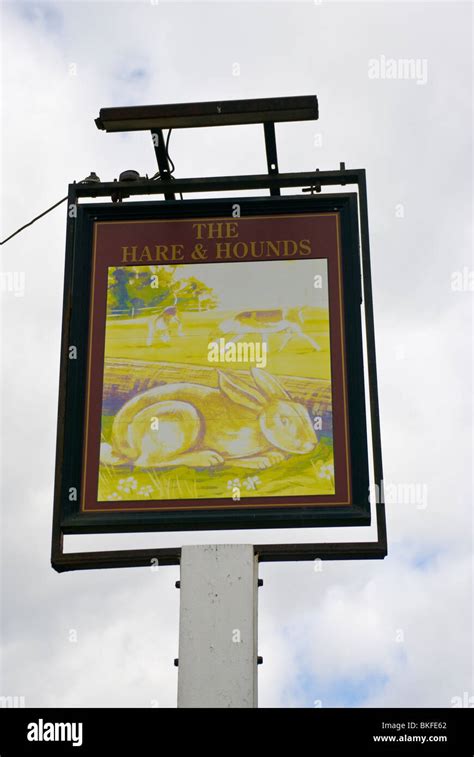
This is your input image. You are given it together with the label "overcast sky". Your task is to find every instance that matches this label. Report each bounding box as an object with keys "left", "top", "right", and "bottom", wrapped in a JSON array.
[
  {"left": 172, "top": 259, "right": 329, "bottom": 308},
  {"left": 0, "top": 0, "right": 472, "bottom": 708}
]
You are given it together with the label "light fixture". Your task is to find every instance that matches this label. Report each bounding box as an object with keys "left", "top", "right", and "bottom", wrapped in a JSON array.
[{"left": 95, "top": 95, "right": 318, "bottom": 133}]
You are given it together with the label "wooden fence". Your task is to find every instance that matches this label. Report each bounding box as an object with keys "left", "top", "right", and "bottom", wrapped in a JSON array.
[{"left": 102, "top": 358, "right": 332, "bottom": 417}]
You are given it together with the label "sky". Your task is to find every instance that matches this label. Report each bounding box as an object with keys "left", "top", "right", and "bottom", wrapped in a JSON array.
[
  {"left": 0, "top": 0, "right": 472, "bottom": 709},
  {"left": 172, "top": 259, "right": 329, "bottom": 308}
]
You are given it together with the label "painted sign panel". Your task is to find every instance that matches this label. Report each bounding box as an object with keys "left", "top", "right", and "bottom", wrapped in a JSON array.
[{"left": 55, "top": 196, "right": 370, "bottom": 533}]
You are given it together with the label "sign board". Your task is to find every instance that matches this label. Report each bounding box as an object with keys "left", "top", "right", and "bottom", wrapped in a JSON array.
[{"left": 54, "top": 195, "right": 370, "bottom": 534}]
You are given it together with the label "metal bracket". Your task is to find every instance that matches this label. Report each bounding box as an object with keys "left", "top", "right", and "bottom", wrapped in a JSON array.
[
  {"left": 263, "top": 122, "right": 280, "bottom": 197},
  {"left": 51, "top": 166, "right": 387, "bottom": 572},
  {"left": 150, "top": 128, "right": 175, "bottom": 200},
  {"left": 95, "top": 96, "right": 320, "bottom": 202}
]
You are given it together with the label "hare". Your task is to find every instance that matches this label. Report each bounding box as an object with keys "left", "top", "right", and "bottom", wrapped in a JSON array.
[{"left": 100, "top": 367, "right": 317, "bottom": 470}]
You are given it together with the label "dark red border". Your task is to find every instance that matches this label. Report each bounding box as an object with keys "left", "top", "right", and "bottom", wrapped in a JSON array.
[{"left": 81, "top": 212, "right": 351, "bottom": 512}]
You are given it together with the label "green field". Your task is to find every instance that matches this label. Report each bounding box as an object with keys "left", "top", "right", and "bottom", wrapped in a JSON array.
[
  {"left": 104, "top": 307, "right": 332, "bottom": 380},
  {"left": 98, "top": 307, "right": 335, "bottom": 503}
]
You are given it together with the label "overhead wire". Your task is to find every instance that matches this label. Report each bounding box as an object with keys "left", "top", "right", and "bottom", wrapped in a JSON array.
[
  {"left": 0, "top": 196, "right": 68, "bottom": 246},
  {"left": 1, "top": 131, "right": 183, "bottom": 245}
]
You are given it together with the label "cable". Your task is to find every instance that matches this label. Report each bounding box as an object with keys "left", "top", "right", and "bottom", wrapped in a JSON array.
[
  {"left": 2, "top": 125, "right": 185, "bottom": 245},
  {"left": 151, "top": 129, "right": 183, "bottom": 199},
  {"left": 165, "top": 129, "right": 176, "bottom": 175},
  {"left": 0, "top": 135, "right": 184, "bottom": 245},
  {"left": 0, "top": 195, "right": 68, "bottom": 245},
  {"left": 166, "top": 130, "right": 183, "bottom": 201}
]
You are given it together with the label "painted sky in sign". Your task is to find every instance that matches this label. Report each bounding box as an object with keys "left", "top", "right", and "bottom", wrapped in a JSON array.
[{"left": 173, "top": 259, "right": 329, "bottom": 309}]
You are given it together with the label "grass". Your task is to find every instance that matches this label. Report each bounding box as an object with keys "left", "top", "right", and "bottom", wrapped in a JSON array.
[
  {"left": 98, "top": 437, "right": 335, "bottom": 503},
  {"left": 98, "top": 306, "right": 335, "bottom": 504},
  {"left": 104, "top": 307, "right": 332, "bottom": 381}
]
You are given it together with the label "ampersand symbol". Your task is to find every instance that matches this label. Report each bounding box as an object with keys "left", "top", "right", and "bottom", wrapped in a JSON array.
[{"left": 191, "top": 244, "right": 208, "bottom": 260}]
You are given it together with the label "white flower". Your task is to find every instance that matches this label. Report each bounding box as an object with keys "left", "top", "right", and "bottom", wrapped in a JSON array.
[
  {"left": 107, "top": 492, "right": 122, "bottom": 501},
  {"left": 227, "top": 478, "right": 241, "bottom": 490},
  {"left": 318, "top": 464, "right": 334, "bottom": 480},
  {"left": 117, "top": 476, "right": 138, "bottom": 493},
  {"left": 243, "top": 476, "right": 261, "bottom": 491},
  {"left": 138, "top": 485, "right": 153, "bottom": 497}
]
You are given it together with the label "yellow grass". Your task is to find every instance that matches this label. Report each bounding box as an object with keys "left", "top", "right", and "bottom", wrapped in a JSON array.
[
  {"left": 104, "top": 307, "right": 331, "bottom": 381},
  {"left": 97, "top": 306, "right": 335, "bottom": 503}
]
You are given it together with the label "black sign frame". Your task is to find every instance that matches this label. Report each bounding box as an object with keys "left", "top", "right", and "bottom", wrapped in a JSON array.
[{"left": 52, "top": 169, "right": 386, "bottom": 571}]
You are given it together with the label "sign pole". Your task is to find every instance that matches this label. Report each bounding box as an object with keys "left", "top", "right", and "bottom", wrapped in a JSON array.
[{"left": 177, "top": 544, "right": 259, "bottom": 708}]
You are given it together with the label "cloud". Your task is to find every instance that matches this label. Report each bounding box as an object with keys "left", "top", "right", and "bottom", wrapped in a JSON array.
[{"left": 0, "top": 0, "right": 472, "bottom": 708}]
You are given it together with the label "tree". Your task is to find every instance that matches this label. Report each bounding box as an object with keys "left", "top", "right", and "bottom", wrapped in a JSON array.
[
  {"left": 175, "top": 277, "right": 219, "bottom": 311},
  {"left": 106, "top": 266, "right": 218, "bottom": 316}
]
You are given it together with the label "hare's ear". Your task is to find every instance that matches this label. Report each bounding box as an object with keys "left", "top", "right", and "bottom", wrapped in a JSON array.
[
  {"left": 250, "top": 367, "right": 290, "bottom": 400},
  {"left": 218, "top": 370, "right": 266, "bottom": 411}
]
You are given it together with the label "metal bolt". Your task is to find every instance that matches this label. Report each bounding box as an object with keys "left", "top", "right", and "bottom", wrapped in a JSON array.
[
  {"left": 258, "top": 579, "right": 263, "bottom": 587},
  {"left": 257, "top": 656, "right": 263, "bottom": 665},
  {"left": 175, "top": 581, "right": 180, "bottom": 589},
  {"left": 174, "top": 658, "right": 179, "bottom": 667}
]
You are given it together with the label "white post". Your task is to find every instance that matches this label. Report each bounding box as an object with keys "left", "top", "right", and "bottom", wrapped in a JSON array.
[{"left": 177, "top": 544, "right": 258, "bottom": 708}]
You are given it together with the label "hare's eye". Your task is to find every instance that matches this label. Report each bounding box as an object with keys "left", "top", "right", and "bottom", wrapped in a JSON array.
[{"left": 281, "top": 417, "right": 289, "bottom": 426}]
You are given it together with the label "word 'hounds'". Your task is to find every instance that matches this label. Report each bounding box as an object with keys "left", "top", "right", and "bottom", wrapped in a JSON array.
[
  {"left": 208, "top": 338, "right": 268, "bottom": 368},
  {"left": 27, "top": 719, "right": 83, "bottom": 748}
]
